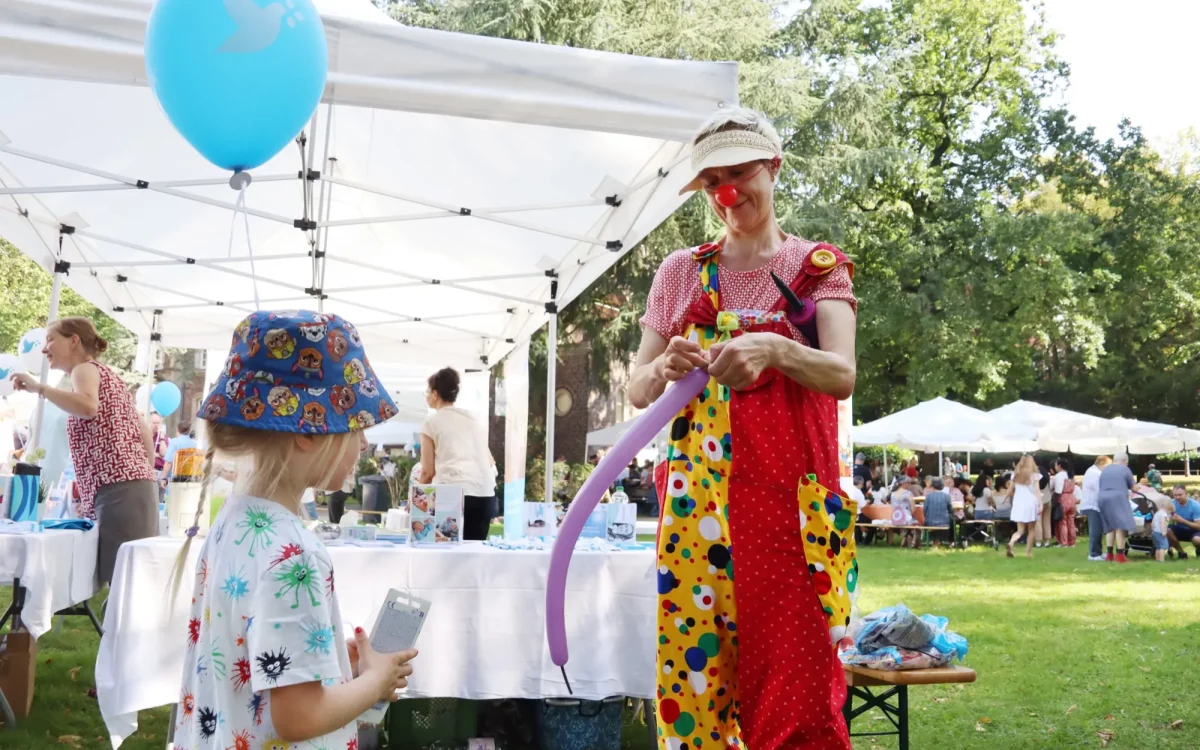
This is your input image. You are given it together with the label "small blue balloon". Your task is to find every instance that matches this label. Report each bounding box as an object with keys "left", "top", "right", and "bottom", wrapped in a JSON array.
[
  {"left": 151, "top": 381, "right": 183, "bottom": 417},
  {"left": 145, "top": 0, "right": 329, "bottom": 172}
]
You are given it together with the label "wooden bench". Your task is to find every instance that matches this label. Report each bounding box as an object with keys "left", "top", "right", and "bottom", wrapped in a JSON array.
[{"left": 843, "top": 664, "right": 977, "bottom": 749}]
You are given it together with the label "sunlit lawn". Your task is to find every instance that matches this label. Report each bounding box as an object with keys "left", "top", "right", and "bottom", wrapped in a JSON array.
[{"left": 3, "top": 542, "right": 1199, "bottom": 748}]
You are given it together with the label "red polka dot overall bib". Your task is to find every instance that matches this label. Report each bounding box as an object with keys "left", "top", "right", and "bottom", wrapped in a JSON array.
[{"left": 655, "top": 243, "right": 857, "bottom": 750}]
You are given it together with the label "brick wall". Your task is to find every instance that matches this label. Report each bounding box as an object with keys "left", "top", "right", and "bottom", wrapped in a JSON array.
[{"left": 552, "top": 344, "right": 591, "bottom": 463}]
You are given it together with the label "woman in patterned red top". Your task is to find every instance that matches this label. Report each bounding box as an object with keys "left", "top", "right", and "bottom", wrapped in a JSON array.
[
  {"left": 10, "top": 317, "right": 158, "bottom": 585},
  {"left": 630, "top": 107, "right": 858, "bottom": 749}
]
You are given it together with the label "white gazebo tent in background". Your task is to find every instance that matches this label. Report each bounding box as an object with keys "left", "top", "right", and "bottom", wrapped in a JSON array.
[
  {"left": 585, "top": 415, "right": 669, "bottom": 463},
  {"left": 0, "top": 0, "right": 738, "bottom": 503},
  {"left": 850, "top": 397, "right": 1033, "bottom": 480},
  {"left": 987, "top": 400, "right": 1200, "bottom": 462},
  {"left": 984, "top": 400, "right": 1110, "bottom": 453},
  {"left": 1038, "top": 415, "right": 1200, "bottom": 457}
]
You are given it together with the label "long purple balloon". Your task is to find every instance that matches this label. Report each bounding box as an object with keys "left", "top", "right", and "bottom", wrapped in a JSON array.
[{"left": 546, "top": 367, "right": 709, "bottom": 669}]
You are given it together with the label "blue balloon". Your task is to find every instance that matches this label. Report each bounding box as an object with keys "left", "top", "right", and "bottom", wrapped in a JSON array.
[
  {"left": 151, "top": 381, "right": 183, "bottom": 417},
  {"left": 145, "top": 0, "right": 329, "bottom": 172}
]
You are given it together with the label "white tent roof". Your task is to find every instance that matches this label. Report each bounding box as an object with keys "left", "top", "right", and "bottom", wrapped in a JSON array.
[
  {"left": 1039, "top": 416, "right": 1200, "bottom": 455},
  {"left": 364, "top": 420, "right": 422, "bottom": 447},
  {"left": 851, "top": 397, "right": 1009, "bottom": 452},
  {"left": 0, "top": 0, "right": 738, "bottom": 375},
  {"left": 983, "top": 400, "right": 1108, "bottom": 453},
  {"left": 857, "top": 397, "right": 1200, "bottom": 456},
  {"left": 586, "top": 415, "right": 668, "bottom": 448}
]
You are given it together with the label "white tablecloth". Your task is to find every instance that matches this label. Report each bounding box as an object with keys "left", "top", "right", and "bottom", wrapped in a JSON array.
[
  {"left": 97, "top": 537, "right": 656, "bottom": 746},
  {"left": 0, "top": 528, "right": 99, "bottom": 639}
]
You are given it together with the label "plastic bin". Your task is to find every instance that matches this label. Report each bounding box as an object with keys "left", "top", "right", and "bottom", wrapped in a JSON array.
[
  {"left": 536, "top": 697, "right": 624, "bottom": 750},
  {"left": 361, "top": 475, "right": 392, "bottom": 516},
  {"left": 386, "top": 698, "right": 478, "bottom": 750}
]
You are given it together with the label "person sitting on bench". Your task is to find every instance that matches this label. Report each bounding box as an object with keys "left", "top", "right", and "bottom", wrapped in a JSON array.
[
  {"left": 1168, "top": 484, "right": 1200, "bottom": 559},
  {"left": 971, "top": 474, "right": 995, "bottom": 520},
  {"left": 922, "top": 478, "right": 954, "bottom": 548}
]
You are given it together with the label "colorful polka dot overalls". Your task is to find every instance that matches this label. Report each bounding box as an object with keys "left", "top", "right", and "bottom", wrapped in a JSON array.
[{"left": 656, "top": 242, "right": 858, "bottom": 750}]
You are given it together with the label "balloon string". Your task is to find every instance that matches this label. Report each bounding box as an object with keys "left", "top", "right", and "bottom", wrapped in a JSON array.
[
  {"left": 560, "top": 666, "right": 573, "bottom": 696},
  {"left": 227, "top": 188, "right": 261, "bottom": 310}
]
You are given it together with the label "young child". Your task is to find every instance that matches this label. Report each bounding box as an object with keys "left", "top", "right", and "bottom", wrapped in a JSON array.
[
  {"left": 1152, "top": 496, "right": 1172, "bottom": 562},
  {"left": 169, "top": 311, "right": 415, "bottom": 750}
]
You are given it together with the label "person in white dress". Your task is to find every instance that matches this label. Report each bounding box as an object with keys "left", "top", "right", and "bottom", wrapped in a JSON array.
[{"left": 1006, "top": 455, "right": 1042, "bottom": 558}]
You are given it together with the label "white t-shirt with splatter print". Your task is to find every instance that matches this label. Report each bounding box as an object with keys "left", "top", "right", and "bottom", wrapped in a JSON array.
[{"left": 176, "top": 495, "right": 356, "bottom": 750}]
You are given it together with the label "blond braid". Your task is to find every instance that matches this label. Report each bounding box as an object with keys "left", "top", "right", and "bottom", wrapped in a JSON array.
[{"left": 167, "top": 445, "right": 216, "bottom": 610}]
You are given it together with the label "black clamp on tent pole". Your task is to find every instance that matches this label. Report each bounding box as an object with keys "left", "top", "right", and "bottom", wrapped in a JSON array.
[{"left": 545, "top": 275, "right": 559, "bottom": 315}]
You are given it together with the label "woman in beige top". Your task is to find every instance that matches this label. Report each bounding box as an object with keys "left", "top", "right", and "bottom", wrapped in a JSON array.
[{"left": 417, "top": 367, "right": 496, "bottom": 539}]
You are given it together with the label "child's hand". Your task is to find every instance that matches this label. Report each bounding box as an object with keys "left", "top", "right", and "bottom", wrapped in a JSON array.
[{"left": 353, "top": 627, "right": 417, "bottom": 702}]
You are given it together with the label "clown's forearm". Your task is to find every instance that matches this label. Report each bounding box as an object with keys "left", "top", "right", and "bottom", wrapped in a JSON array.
[{"left": 769, "top": 336, "right": 856, "bottom": 401}]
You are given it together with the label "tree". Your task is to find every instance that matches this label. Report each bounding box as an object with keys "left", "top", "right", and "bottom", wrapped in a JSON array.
[
  {"left": 0, "top": 239, "right": 139, "bottom": 382},
  {"left": 780, "top": 0, "right": 1119, "bottom": 420},
  {"left": 384, "top": 0, "right": 1200, "bottom": 436},
  {"left": 1042, "top": 123, "right": 1200, "bottom": 425}
]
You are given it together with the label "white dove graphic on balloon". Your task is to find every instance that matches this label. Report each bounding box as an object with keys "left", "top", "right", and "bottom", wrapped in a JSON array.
[{"left": 218, "top": 0, "right": 307, "bottom": 54}]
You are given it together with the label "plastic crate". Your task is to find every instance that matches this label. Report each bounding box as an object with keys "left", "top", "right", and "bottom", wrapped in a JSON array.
[
  {"left": 536, "top": 697, "right": 624, "bottom": 750},
  {"left": 386, "top": 698, "right": 479, "bottom": 750}
]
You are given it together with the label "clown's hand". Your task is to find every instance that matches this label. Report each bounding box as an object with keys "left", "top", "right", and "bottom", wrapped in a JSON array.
[
  {"left": 708, "top": 333, "right": 778, "bottom": 391},
  {"left": 659, "top": 336, "right": 709, "bottom": 382}
]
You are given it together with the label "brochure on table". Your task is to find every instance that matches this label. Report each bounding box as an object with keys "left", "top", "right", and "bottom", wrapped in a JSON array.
[
  {"left": 409, "top": 484, "right": 463, "bottom": 545},
  {"left": 523, "top": 502, "right": 558, "bottom": 537}
]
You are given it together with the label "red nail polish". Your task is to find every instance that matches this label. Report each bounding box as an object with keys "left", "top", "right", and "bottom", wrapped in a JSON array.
[{"left": 355, "top": 627, "right": 364, "bottom": 635}]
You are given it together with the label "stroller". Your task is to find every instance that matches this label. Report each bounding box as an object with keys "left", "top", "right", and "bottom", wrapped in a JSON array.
[{"left": 1125, "top": 491, "right": 1158, "bottom": 557}]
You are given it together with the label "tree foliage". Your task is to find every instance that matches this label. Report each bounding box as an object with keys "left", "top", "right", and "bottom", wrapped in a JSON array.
[
  {"left": 382, "top": 0, "right": 1200, "bottom": 438},
  {"left": 0, "top": 240, "right": 139, "bottom": 382}
]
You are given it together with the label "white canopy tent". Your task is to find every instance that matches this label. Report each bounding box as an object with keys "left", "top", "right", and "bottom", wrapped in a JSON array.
[
  {"left": 857, "top": 398, "right": 1200, "bottom": 468},
  {"left": 586, "top": 417, "right": 667, "bottom": 448},
  {"left": 585, "top": 414, "right": 667, "bottom": 464},
  {"left": 0, "top": 0, "right": 738, "bottom": 500},
  {"left": 983, "top": 400, "right": 1107, "bottom": 453},
  {"left": 852, "top": 397, "right": 1017, "bottom": 453},
  {"left": 851, "top": 397, "right": 1019, "bottom": 479},
  {"left": 363, "top": 420, "right": 422, "bottom": 447},
  {"left": 1038, "top": 415, "right": 1200, "bottom": 456}
]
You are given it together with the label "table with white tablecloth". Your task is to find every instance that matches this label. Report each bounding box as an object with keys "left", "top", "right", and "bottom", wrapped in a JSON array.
[
  {"left": 97, "top": 537, "right": 657, "bottom": 745},
  {"left": 0, "top": 528, "right": 99, "bottom": 639}
]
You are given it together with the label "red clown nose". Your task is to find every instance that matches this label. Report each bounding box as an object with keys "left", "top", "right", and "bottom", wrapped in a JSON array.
[{"left": 714, "top": 184, "right": 739, "bottom": 207}]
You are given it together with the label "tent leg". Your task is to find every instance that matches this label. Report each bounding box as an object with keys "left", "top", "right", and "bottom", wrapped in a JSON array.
[
  {"left": 544, "top": 278, "right": 559, "bottom": 503},
  {"left": 883, "top": 448, "right": 889, "bottom": 485},
  {"left": 29, "top": 261, "right": 65, "bottom": 452},
  {"left": 138, "top": 311, "right": 163, "bottom": 414},
  {"left": 147, "top": 311, "right": 162, "bottom": 383},
  {"left": 967, "top": 451, "right": 971, "bottom": 475},
  {"left": 938, "top": 449, "right": 943, "bottom": 476}
]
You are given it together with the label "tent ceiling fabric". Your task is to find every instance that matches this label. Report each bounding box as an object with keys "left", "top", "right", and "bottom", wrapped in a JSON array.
[{"left": 0, "top": 0, "right": 738, "bottom": 374}]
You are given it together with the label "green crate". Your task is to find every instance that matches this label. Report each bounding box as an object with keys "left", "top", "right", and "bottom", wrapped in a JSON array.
[{"left": 386, "top": 698, "right": 479, "bottom": 750}]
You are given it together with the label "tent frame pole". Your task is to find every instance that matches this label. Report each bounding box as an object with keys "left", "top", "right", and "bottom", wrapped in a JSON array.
[
  {"left": 0, "top": 174, "right": 296, "bottom": 195},
  {"left": 0, "top": 144, "right": 293, "bottom": 225},
  {"left": 146, "top": 309, "right": 163, "bottom": 385},
  {"left": 544, "top": 275, "right": 559, "bottom": 503},
  {"left": 318, "top": 174, "right": 619, "bottom": 249},
  {"left": 29, "top": 229, "right": 70, "bottom": 453}
]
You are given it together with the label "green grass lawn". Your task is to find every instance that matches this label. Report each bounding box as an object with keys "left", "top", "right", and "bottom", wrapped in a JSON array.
[{"left": 4, "top": 544, "right": 1199, "bottom": 748}]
